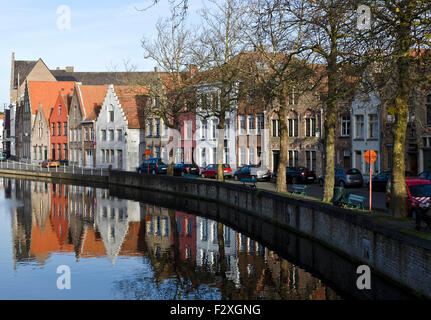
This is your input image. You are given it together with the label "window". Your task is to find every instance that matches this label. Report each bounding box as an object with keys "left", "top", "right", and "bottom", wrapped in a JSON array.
[
  {"left": 101, "top": 150, "right": 105, "bottom": 163},
  {"left": 201, "top": 219, "right": 208, "bottom": 242},
  {"left": 288, "top": 118, "right": 298, "bottom": 137},
  {"left": 239, "top": 115, "right": 246, "bottom": 135},
  {"left": 288, "top": 150, "right": 299, "bottom": 167},
  {"left": 101, "top": 130, "right": 106, "bottom": 141},
  {"left": 70, "top": 129, "right": 73, "bottom": 142},
  {"left": 272, "top": 119, "right": 280, "bottom": 137},
  {"left": 117, "top": 129, "right": 122, "bottom": 141},
  {"left": 185, "top": 121, "right": 192, "bottom": 140},
  {"left": 90, "top": 129, "right": 94, "bottom": 141},
  {"left": 224, "top": 119, "right": 230, "bottom": 138},
  {"left": 58, "top": 122, "right": 61, "bottom": 136},
  {"left": 58, "top": 144, "right": 61, "bottom": 160},
  {"left": 368, "top": 114, "right": 378, "bottom": 139},
  {"left": 247, "top": 91, "right": 254, "bottom": 104},
  {"left": 211, "top": 119, "right": 218, "bottom": 139},
  {"left": 257, "top": 114, "right": 264, "bottom": 135},
  {"left": 341, "top": 116, "right": 350, "bottom": 137},
  {"left": 201, "top": 120, "right": 207, "bottom": 139},
  {"left": 108, "top": 106, "right": 114, "bottom": 122},
  {"left": 110, "top": 150, "right": 115, "bottom": 163},
  {"left": 59, "top": 104, "right": 62, "bottom": 116},
  {"left": 289, "top": 88, "right": 299, "bottom": 105},
  {"left": 155, "top": 146, "right": 161, "bottom": 158},
  {"left": 201, "top": 148, "right": 206, "bottom": 167},
  {"left": 248, "top": 115, "right": 255, "bottom": 134},
  {"left": 63, "top": 122, "right": 67, "bottom": 136},
  {"left": 240, "top": 147, "right": 246, "bottom": 166},
  {"left": 33, "top": 147, "right": 36, "bottom": 159},
  {"left": 305, "top": 117, "right": 316, "bottom": 137},
  {"left": 85, "top": 128, "right": 89, "bottom": 141},
  {"left": 306, "top": 151, "right": 316, "bottom": 171},
  {"left": 64, "top": 144, "right": 68, "bottom": 160},
  {"left": 52, "top": 123, "right": 56, "bottom": 136},
  {"left": 426, "top": 94, "right": 431, "bottom": 126},
  {"left": 249, "top": 147, "right": 255, "bottom": 165},
  {"left": 355, "top": 115, "right": 364, "bottom": 139},
  {"left": 156, "top": 118, "right": 160, "bottom": 136},
  {"left": 38, "top": 147, "right": 42, "bottom": 160},
  {"left": 109, "top": 130, "right": 114, "bottom": 141},
  {"left": 148, "top": 119, "right": 153, "bottom": 136}
]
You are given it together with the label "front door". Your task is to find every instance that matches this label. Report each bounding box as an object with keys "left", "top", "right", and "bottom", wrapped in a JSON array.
[{"left": 86, "top": 150, "right": 93, "bottom": 168}]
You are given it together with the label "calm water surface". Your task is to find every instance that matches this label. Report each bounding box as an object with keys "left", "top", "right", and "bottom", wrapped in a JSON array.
[{"left": 0, "top": 177, "right": 341, "bottom": 300}]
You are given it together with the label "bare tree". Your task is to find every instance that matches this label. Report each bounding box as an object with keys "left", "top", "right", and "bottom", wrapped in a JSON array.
[
  {"left": 192, "top": 0, "right": 249, "bottom": 182},
  {"left": 246, "top": 0, "right": 321, "bottom": 193},
  {"left": 363, "top": 0, "right": 431, "bottom": 217},
  {"left": 141, "top": 12, "right": 196, "bottom": 174}
]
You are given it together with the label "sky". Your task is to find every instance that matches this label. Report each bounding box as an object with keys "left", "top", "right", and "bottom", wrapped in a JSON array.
[{"left": 0, "top": 0, "right": 208, "bottom": 109}]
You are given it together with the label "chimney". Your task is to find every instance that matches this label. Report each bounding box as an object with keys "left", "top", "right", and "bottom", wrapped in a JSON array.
[
  {"left": 56, "top": 67, "right": 60, "bottom": 70},
  {"left": 154, "top": 66, "right": 159, "bottom": 73},
  {"left": 65, "top": 66, "right": 74, "bottom": 72},
  {"left": 189, "top": 64, "right": 198, "bottom": 76}
]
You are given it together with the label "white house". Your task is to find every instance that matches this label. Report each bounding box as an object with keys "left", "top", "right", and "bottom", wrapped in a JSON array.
[
  {"left": 195, "top": 85, "right": 237, "bottom": 171},
  {"left": 351, "top": 86, "right": 381, "bottom": 179},
  {"left": 195, "top": 216, "right": 240, "bottom": 286},
  {"left": 96, "top": 85, "right": 148, "bottom": 171}
]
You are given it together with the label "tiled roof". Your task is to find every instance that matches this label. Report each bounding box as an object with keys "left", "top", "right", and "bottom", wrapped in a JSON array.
[
  {"left": 77, "top": 84, "right": 109, "bottom": 121},
  {"left": 114, "top": 85, "right": 150, "bottom": 129},
  {"left": 28, "top": 81, "right": 75, "bottom": 122},
  {"left": 51, "top": 71, "right": 163, "bottom": 86},
  {"left": 14, "top": 60, "right": 38, "bottom": 88}
]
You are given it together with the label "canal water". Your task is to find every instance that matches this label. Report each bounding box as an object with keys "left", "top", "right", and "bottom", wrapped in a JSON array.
[{"left": 0, "top": 177, "right": 347, "bottom": 300}]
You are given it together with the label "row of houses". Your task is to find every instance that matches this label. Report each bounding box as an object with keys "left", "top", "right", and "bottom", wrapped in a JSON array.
[{"left": 3, "top": 52, "right": 431, "bottom": 175}]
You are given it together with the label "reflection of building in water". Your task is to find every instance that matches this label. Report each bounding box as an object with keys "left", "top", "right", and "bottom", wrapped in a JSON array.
[
  {"left": 264, "top": 251, "right": 337, "bottom": 300},
  {"left": 175, "top": 211, "right": 196, "bottom": 264},
  {"left": 236, "top": 233, "right": 266, "bottom": 298},
  {"left": 95, "top": 189, "right": 145, "bottom": 264},
  {"left": 196, "top": 217, "right": 239, "bottom": 285},
  {"left": 51, "top": 183, "right": 69, "bottom": 246},
  {"left": 145, "top": 204, "right": 171, "bottom": 258},
  {"left": 11, "top": 179, "right": 33, "bottom": 266}
]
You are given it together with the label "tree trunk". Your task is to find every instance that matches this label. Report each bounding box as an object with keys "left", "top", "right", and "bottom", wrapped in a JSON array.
[
  {"left": 322, "top": 51, "right": 337, "bottom": 202},
  {"left": 390, "top": 55, "right": 409, "bottom": 218},
  {"left": 217, "top": 117, "right": 226, "bottom": 182},
  {"left": 216, "top": 221, "right": 228, "bottom": 299},
  {"left": 276, "top": 100, "right": 288, "bottom": 193}
]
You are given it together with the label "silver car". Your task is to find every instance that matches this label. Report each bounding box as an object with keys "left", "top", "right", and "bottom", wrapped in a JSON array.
[{"left": 250, "top": 165, "right": 271, "bottom": 181}]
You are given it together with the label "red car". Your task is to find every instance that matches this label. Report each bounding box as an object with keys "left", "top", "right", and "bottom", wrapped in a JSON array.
[
  {"left": 386, "top": 177, "right": 431, "bottom": 217},
  {"left": 201, "top": 164, "right": 233, "bottom": 179}
]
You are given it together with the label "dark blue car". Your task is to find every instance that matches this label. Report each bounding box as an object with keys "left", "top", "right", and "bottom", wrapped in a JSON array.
[{"left": 137, "top": 158, "right": 168, "bottom": 174}]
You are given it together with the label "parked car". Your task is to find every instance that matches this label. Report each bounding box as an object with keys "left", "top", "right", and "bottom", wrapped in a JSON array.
[
  {"left": 137, "top": 158, "right": 168, "bottom": 174},
  {"left": 173, "top": 163, "right": 200, "bottom": 176},
  {"left": 201, "top": 164, "right": 233, "bottom": 179},
  {"left": 272, "top": 166, "right": 316, "bottom": 184},
  {"left": 418, "top": 171, "right": 431, "bottom": 181},
  {"left": 59, "top": 160, "right": 69, "bottom": 166},
  {"left": 0, "top": 153, "right": 6, "bottom": 161},
  {"left": 368, "top": 170, "right": 413, "bottom": 191},
  {"left": 41, "top": 160, "right": 61, "bottom": 168},
  {"left": 234, "top": 165, "right": 271, "bottom": 181},
  {"left": 385, "top": 177, "right": 431, "bottom": 217},
  {"left": 319, "top": 168, "right": 363, "bottom": 188}
]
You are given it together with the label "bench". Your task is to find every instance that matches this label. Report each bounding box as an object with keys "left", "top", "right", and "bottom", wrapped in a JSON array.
[
  {"left": 240, "top": 178, "right": 257, "bottom": 189},
  {"left": 346, "top": 194, "right": 366, "bottom": 210},
  {"left": 292, "top": 184, "right": 307, "bottom": 196}
]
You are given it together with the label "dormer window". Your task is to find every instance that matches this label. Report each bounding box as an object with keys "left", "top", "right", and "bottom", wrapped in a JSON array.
[{"left": 59, "top": 104, "right": 62, "bottom": 116}]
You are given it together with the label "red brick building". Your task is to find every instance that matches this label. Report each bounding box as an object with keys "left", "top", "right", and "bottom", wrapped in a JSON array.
[{"left": 50, "top": 92, "right": 72, "bottom": 160}]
